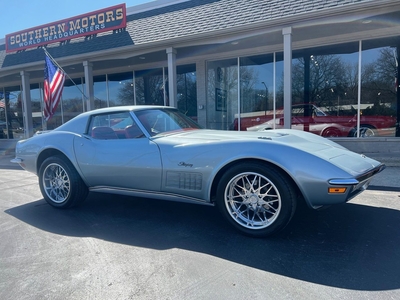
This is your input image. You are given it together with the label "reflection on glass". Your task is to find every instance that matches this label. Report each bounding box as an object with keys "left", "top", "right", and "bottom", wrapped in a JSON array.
[
  {"left": 236, "top": 54, "right": 283, "bottom": 131},
  {"left": 177, "top": 64, "right": 197, "bottom": 121},
  {"left": 288, "top": 45, "right": 360, "bottom": 137},
  {"left": 30, "top": 83, "right": 43, "bottom": 133},
  {"left": 93, "top": 75, "right": 107, "bottom": 109},
  {"left": 208, "top": 55, "right": 283, "bottom": 131},
  {"left": 207, "top": 58, "right": 238, "bottom": 130},
  {"left": 63, "top": 78, "right": 85, "bottom": 124},
  {"left": 108, "top": 72, "right": 134, "bottom": 106},
  {"left": 361, "top": 43, "right": 397, "bottom": 137},
  {"left": 1, "top": 86, "right": 24, "bottom": 139},
  {"left": 135, "top": 68, "right": 166, "bottom": 106}
]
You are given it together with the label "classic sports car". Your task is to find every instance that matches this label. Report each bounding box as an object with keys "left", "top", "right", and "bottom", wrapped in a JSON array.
[
  {"left": 246, "top": 117, "right": 352, "bottom": 137},
  {"left": 233, "top": 103, "right": 396, "bottom": 137},
  {"left": 12, "top": 106, "right": 385, "bottom": 237}
]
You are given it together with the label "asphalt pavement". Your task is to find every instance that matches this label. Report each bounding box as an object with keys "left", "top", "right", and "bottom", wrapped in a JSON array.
[{"left": 1, "top": 148, "right": 400, "bottom": 299}]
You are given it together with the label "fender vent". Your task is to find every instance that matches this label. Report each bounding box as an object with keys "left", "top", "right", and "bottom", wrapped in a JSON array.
[{"left": 166, "top": 172, "right": 202, "bottom": 190}]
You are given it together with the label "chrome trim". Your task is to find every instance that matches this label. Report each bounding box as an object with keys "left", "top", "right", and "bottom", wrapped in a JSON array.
[
  {"left": 89, "top": 186, "right": 214, "bottom": 206},
  {"left": 10, "top": 158, "right": 23, "bottom": 164},
  {"left": 356, "top": 164, "right": 386, "bottom": 183},
  {"left": 329, "top": 164, "right": 385, "bottom": 186},
  {"left": 328, "top": 178, "right": 359, "bottom": 185}
]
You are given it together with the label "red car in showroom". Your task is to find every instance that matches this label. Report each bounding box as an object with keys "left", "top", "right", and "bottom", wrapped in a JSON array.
[{"left": 234, "top": 103, "right": 396, "bottom": 137}]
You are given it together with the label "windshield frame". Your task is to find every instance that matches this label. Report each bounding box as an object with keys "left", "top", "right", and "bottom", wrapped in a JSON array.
[{"left": 133, "top": 108, "right": 201, "bottom": 137}]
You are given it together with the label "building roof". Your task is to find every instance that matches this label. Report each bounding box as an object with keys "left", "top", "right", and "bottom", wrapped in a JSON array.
[{"left": 0, "top": 0, "right": 380, "bottom": 70}]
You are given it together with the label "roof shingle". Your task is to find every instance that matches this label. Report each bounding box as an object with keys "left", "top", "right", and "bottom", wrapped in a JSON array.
[{"left": 0, "top": 0, "right": 374, "bottom": 69}]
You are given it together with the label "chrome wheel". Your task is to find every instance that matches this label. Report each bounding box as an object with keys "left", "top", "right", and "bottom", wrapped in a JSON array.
[
  {"left": 42, "top": 163, "right": 71, "bottom": 204},
  {"left": 224, "top": 172, "right": 281, "bottom": 230},
  {"left": 216, "top": 163, "right": 297, "bottom": 237},
  {"left": 351, "top": 126, "right": 376, "bottom": 137},
  {"left": 359, "top": 126, "right": 375, "bottom": 137},
  {"left": 39, "top": 155, "right": 88, "bottom": 208}
]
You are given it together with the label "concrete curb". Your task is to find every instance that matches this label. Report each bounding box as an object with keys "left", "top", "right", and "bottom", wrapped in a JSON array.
[{"left": 363, "top": 153, "right": 400, "bottom": 167}]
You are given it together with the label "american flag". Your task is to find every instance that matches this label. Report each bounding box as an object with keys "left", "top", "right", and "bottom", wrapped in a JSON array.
[{"left": 43, "top": 54, "right": 65, "bottom": 121}]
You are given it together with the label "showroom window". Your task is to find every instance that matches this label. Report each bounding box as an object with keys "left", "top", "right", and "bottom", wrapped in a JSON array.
[
  {"left": 292, "top": 40, "right": 398, "bottom": 138},
  {"left": 0, "top": 86, "right": 23, "bottom": 139},
  {"left": 63, "top": 78, "right": 85, "bottom": 123},
  {"left": 93, "top": 75, "right": 108, "bottom": 109},
  {"left": 206, "top": 58, "right": 238, "bottom": 130},
  {"left": 206, "top": 54, "right": 283, "bottom": 131},
  {"left": 361, "top": 38, "right": 398, "bottom": 137},
  {"left": 213, "top": 38, "right": 399, "bottom": 138},
  {"left": 177, "top": 64, "right": 197, "bottom": 121},
  {"left": 135, "top": 65, "right": 197, "bottom": 120},
  {"left": 30, "top": 83, "right": 43, "bottom": 133},
  {"left": 135, "top": 68, "right": 166, "bottom": 106},
  {"left": 108, "top": 72, "right": 134, "bottom": 107}
]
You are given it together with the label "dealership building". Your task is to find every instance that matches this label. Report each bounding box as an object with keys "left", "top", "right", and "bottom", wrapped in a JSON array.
[{"left": 0, "top": 0, "right": 399, "bottom": 153}]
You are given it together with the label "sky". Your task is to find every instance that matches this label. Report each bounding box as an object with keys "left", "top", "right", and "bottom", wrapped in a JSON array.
[{"left": 0, "top": 0, "right": 154, "bottom": 39}]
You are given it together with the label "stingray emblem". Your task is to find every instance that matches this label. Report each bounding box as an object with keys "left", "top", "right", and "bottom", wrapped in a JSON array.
[{"left": 178, "top": 162, "right": 193, "bottom": 167}]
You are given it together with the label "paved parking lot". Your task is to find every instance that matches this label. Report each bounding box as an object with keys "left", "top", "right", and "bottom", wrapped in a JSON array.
[{"left": 1, "top": 158, "right": 400, "bottom": 299}]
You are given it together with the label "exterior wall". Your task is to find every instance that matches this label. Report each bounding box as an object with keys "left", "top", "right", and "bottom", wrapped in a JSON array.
[{"left": 1, "top": 0, "right": 400, "bottom": 154}]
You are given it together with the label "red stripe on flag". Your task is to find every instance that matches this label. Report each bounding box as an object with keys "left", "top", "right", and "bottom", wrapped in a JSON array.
[{"left": 43, "top": 55, "right": 65, "bottom": 121}]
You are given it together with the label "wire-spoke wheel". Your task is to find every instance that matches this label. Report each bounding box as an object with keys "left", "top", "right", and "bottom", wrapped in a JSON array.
[
  {"left": 39, "top": 155, "right": 88, "bottom": 208},
  {"left": 225, "top": 172, "right": 281, "bottom": 229},
  {"left": 350, "top": 125, "right": 376, "bottom": 137},
  {"left": 217, "top": 163, "right": 297, "bottom": 237}
]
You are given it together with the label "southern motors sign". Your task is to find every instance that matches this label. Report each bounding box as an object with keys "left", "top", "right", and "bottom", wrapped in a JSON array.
[{"left": 6, "top": 4, "right": 126, "bottom": 53}]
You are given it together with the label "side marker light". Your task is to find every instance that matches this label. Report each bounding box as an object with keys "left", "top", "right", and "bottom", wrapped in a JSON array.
[{"left": 328, "top": 187, "right": 347, "bottom": 194}]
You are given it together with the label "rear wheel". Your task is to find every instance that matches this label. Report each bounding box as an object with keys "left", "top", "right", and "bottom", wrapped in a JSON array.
[
  {"left": 322, "top": 127, "right": 341, "bottom": 137},
  {"left": 216, "top": 163, "right": 297, "bottom": 237},
  {"left": 39, "top": 155, "right": 88, "bottom": 209}
]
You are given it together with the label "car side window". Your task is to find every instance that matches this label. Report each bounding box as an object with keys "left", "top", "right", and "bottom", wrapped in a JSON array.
[{"left": 88, "top": 112, "right": 144, "bottom": 140}]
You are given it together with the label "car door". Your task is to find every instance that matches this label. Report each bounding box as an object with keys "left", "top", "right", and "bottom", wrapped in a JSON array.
[{"left": 73, "top": 112, "right": 162, "bottom": 191}]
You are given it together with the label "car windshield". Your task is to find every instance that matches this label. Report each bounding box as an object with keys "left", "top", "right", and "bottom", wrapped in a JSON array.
[{"left": 134, "top": 108, "right": 201, "bottom": 137}]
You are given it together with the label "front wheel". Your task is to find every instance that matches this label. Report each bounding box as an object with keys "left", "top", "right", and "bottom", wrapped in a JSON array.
[
  {"left": 39, "top": 155, "right": 88, "bottom": 209},
  {"left": 216, "top": 163, "right": 297, "bottom": 237},
  {"left": 350, "top": 125, "right": 376, "bottom": 137}
]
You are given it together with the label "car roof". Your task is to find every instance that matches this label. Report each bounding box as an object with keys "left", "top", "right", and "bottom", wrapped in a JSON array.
[
  {"left": 54, "top": 105, "right": 177, "bottom": 134},
  {"left": 81, "top": 105, "right": 173, "bottom": 116}
]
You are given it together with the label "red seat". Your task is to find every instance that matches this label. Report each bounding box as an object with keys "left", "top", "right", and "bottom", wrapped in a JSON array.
[{"left": 91, "top": 126, "right": 118, "bottom": 139}]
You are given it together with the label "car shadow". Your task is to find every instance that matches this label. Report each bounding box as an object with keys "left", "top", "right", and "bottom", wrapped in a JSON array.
[{"left": 5, "top": 192, "right": 400, "bottom": 291}]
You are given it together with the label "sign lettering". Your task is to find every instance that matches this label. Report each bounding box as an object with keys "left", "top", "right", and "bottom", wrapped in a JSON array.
[{"left": 6, "top": 4, "right": 126, "bottom": 53}]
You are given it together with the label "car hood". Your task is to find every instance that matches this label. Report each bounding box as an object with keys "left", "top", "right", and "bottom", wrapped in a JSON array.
[
  {"left": 157, "top": 128, "right": 345, "bottom": 149},
  {"left": 155, "top": 129, "right": 382, "bottom": 175}
]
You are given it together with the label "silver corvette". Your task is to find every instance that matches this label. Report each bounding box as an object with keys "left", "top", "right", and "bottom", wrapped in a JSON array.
[{"left": 12, "top": 106, "right": 385, "bottom": 237}]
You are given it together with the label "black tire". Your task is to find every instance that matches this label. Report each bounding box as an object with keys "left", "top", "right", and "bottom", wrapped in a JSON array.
[
  {"left": 39, "top": 155, "right": 88, "bottom": 209},
  {"left": 216, "top": 163, "right": 297, "bottom": 237},
  {"left": 322, "top": 127, "right": 341, "bottom": 137}
]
